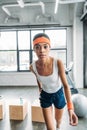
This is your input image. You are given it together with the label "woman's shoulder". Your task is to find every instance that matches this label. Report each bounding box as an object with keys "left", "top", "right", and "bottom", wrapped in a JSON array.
[
  {"left": 29, "top": 61, "right": 36, "bottom": 72},
  {"left": 30, "top": 60, "right": 39, "bottom": 74},
  {"left": 55, "top": 58, "right": 64, "bottom": 69},
  {"left": 29, "top": 64, "right": 33, "bottom": 71},
  {"left": 53, "top": 58, "right": 63, "bottom": 65},
  {"left": 57, "top": 59, "right": 63, "bottom": 64}
]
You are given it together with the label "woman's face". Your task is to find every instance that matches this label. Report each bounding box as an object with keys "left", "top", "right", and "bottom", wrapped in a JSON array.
[{"left": 34, "top": 43, "right": 50, "bottom": 60}]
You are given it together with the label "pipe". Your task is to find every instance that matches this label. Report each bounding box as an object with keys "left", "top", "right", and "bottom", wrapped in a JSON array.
[
  {"left": 23, "top": 2, "right": 45, "bottom": 14},
  {"left": 59, "top": 0, "right": 85, "bottom": 4},
  {"left": 54, "top": 0, "right": 85, "bottom": 13},
  {"left": 54, "top": 0, "right": 59, "bottom": 14},
  {"left": 2, "top": 1, "right": 45, "bottom": 16},
  {"left": 2, "top": 6, "right": 11, "bottom": 16},
  {"left": 17, "top": 0, "right": 24, "bottom": 8}
]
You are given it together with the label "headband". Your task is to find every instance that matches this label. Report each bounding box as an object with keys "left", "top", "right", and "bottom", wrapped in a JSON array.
[{"left": 33, "top": 37, "right": 50, "bottom": 46}]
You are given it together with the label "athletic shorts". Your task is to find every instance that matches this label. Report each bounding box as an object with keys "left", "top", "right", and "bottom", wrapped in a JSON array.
[{"left": 39, "top": 87, "right": 66, "bottom": 109}]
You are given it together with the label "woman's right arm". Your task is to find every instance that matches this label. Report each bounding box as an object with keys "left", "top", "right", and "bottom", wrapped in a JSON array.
[{"left": 29, "top": 64, "right": 42, "bottom": 92}]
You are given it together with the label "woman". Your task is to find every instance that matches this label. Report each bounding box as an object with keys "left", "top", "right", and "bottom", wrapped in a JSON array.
[{"left": 30, "top": 33, "right": 78, "bottom": 130}]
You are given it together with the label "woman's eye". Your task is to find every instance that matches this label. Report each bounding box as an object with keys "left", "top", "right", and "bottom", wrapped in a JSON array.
[
  {"left": 44, "top": 45, "right": 48, "bottom": 49},
  {"left": 34, "top": 44, "right": 49, "bottom": 50},
  {"left": 35, "top": 45, "right": 40, "bottom": 49}
]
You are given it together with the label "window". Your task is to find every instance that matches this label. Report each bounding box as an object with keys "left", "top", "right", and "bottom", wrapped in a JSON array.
[
  {"left": 0, "top": 28, "right": 67, "bottom": 72},
  {"left": 18, "top": 31, "right": 30, "bottom": 71},
  {"left": 45, "top": 30, "right": 66, "bottom": 48},
  {"left": 0, "top": 31, "right": 17, "bottom": 71},
  {"left": 45, "top": 29, "right": 67, "bottom": 66}
]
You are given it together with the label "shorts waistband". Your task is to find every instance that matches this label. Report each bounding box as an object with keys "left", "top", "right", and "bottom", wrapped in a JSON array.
[{"left": 42, "top": 87, "right": 63, "bottom": 95}]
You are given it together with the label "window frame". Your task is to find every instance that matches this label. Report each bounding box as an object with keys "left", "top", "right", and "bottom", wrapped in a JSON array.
[{"left": 0, "top": 27, "right": 67, "bottom": 72}]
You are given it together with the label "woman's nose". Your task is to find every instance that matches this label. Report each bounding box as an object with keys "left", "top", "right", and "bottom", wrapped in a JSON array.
[{"left": 40, "top": 46, "right": 44, "bottom": 52}]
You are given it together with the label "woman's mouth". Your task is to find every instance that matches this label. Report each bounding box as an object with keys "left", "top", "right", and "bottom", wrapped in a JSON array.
[{"left": 39, "top": 54, "right": 46, "bottom": 58}]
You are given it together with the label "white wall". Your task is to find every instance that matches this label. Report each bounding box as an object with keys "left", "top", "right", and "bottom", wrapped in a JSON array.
[
  {"left": 67, "top": 27, "right": 73, "bottom": 65},
  {"left": 73, "top": 16, "right": 83, "bottom": 88},
  {"left": 0, "top": 72, "right": 37, "bottom": 86}
]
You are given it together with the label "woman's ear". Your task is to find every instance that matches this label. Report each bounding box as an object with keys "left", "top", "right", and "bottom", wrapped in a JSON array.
[{"left": 49, "top": 45, "right": 51, "bottom": 49}]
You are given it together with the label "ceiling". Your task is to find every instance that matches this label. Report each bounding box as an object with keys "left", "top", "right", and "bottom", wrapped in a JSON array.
[{"left": 0, "top": 0, "right": 86, "bottom": 27}]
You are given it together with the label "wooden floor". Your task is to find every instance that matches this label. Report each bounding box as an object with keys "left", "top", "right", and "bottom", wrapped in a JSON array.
[{"left": 0, "top": 86, "right": 87, "bottom": 130}]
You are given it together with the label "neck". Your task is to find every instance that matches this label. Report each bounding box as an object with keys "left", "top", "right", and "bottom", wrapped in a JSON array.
[{"left": 38, "top": 57, "right": 51, "bottom": 65}]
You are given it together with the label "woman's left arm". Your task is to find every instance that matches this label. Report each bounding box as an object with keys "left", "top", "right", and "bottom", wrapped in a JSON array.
[{"left": 57, "top": 59, "right": 78, "bottom": 126}]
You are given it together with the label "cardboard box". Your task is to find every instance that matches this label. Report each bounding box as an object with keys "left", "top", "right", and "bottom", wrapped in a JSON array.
[
  {"left": 9, "top": 99, "right": 28, "bottom": 120},
  {"left": 31, "top": 100, "right": 45, "bottom": 123},
  {"left": 0, "top": 101, "right": 4, "bottom": 119}
]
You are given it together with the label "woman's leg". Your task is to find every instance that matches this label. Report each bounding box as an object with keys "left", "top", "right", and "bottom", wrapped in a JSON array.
[
  {"left": 42, "top": 106, "right": 55, "bottom": 130},
  {"left": 55, "top": 107, "right": 64, "bottom": 128}
]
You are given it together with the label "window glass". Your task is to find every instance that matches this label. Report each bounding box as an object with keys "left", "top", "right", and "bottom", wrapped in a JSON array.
[
  {"left": 49, "top": 50, "right": 66, "bottom": 66},
  {"left": 19, "top": 51, "right": 29, "bottom": 70},
  {"left": 18, "top": 31, "right": 30, "bottom": 50},
  {"left": 45, "top": 30, "right": 66, "bottom": 48},
  {"left": 0, "top": 51, "right": 17, "bottom": 71},
  {"left": 33, "top": 51, "right": 38, "bottom": 62},
  {"left": 0, "top": 31, "right": 16, "bottom": 50}
]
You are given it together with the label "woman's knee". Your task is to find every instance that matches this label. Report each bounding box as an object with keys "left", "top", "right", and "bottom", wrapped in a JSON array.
[
  {"left": 55, "top": 108, "right": 64, "bottom": 127},
  {"left": 42, "top": 107, "right": 55, "bottom": 130},
  {"left": 47, "top": 126, "right": 55, "bottom": 130}
]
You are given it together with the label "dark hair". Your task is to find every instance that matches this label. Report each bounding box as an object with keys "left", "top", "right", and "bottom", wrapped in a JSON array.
[{"left": 33, "top": 33, "right": 50, "bottom": 41}]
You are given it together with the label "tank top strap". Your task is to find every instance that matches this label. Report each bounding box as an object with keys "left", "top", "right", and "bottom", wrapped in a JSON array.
[
  {"left": 32, "top": 59, "right": 58, "bottom": 75},
  {"left": 53, "top": 58, "right": 59, "bottom": 72}
]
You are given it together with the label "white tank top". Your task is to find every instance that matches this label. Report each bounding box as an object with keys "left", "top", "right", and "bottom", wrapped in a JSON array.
[{"left": 32, "top": 59, "right": 61, "bottom": 93}]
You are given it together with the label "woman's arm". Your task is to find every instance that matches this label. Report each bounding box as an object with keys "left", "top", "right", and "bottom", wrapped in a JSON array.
[
  {"left": 57, "top": 59, "right": 72, "bottom": 103},
  {"left": 57, "top": 59, "right": 78, "bottom": 126},
  {"left": 29, "top": 65, "right": 42, "bottom": 92}
]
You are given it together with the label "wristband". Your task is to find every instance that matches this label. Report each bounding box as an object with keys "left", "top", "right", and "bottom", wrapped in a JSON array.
[{"left": 67, "top": 102, "right": 74, "bottom": 110}]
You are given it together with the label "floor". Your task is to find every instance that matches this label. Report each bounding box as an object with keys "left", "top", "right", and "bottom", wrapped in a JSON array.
[{"left": 0, "top": 86, "right": 87, "bottom": 130}]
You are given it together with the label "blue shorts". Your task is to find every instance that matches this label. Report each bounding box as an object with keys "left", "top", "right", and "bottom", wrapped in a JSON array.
[{"left": 39, "top": 87, "right": 66, "bottom": 109}]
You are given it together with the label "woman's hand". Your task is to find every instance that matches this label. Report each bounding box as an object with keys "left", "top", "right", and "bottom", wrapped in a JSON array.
[{"left": 68, "top": 109, "right": 78, "bottom": 126}]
